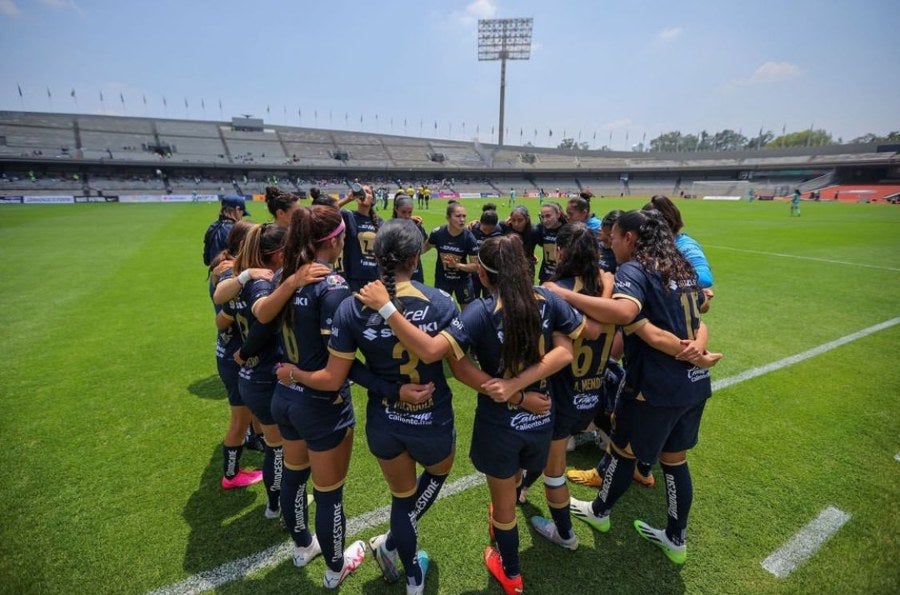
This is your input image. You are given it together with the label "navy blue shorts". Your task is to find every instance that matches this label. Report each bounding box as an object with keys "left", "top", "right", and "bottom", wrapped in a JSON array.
[
  {"left": 470, "top": 417, "right": 552, "bottom": 479},
  {"left": 366, "top": 420, "right": 456, "bottom": 467},
  {"left": 552, "top": 391, "right": 603, "bottom": 440},
  {"left": 217, "top": 357, "right": 243, "bottom": 407},
  {"left": 238, "top": 376, "right": 277, "bottom": 426},
  {"left": 271, "top": 383, "right": 355, "bottom": 451},
  {"left": 436, "top": 278, "right": 474, "bottom": 305},
  {"left": 612, "top": 394, "right": 708, "bottom": 462}
]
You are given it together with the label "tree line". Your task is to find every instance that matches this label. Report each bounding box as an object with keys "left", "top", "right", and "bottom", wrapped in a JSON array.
[{"left": 555, "top": 129, "right": 900, "bottom": 152}]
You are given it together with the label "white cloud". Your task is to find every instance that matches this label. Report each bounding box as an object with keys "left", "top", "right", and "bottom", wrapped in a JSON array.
[
  {"left": 452, "top": 0, "right": 497, "bottom": 26},
  {"left": 603, "top": 118, "right": 631, "bottom": 130},
  {"left": 0, "top": 0, "right": 21, "bottom": 16},
  {"left": 657, "top": 26, "right": 683, "bottom": 43},
  {"left": 748, "top": 61, "right": 803, "bottom": 84}
]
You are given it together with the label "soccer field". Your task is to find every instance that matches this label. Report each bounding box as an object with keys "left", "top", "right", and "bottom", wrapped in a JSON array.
[{"left": 1, "top": 197, "right": 898, "bottom": 594}]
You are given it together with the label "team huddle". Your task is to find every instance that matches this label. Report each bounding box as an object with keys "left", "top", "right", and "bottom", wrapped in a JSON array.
[{"left": 202, "top": 185, "right": 721, "bottom": 594}]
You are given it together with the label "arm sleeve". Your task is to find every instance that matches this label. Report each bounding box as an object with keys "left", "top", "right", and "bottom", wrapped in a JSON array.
[
  {"left": 348, "top": 359, "right": 401, "bottom": 402},
  {"left": 677, "top": 235, "right": 714, "bottom": 288}
]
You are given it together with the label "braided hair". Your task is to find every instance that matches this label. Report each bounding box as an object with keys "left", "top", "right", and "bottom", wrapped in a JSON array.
[
  {"left": 551, "top": 222, "right": 601, "bottom": 296},
  {"left": 478, "top": 235, "right": 542, "bottom": 376},
  {"left": 373, "top": 219, "right": 424, "bottom": 314},
  {"left": 616, "top": 209, "right": 696, "bottom": 289}
]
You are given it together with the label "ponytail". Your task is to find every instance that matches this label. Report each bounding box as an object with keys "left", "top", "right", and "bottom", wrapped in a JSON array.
[
  {"left": 478, "top": 235, "right": 542, "bottom": 376},
  {"left": 551, "top": 222, "right": 600, "bottom": 295},
  {"left": 373, "top": 219, "right": 423, "bottom": 314}
]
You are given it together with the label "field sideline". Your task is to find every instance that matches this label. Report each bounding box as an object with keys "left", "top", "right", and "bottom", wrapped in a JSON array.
[{"left": 1, "top": 197, "right": 898, "bottom": 594}]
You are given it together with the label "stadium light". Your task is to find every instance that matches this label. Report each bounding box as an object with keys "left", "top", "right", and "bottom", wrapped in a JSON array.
[{"left": 478, "top": 18, "right": 533, "bottom": 146}]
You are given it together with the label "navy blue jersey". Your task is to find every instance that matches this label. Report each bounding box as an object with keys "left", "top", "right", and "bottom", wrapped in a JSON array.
[
  {"left": 410, "top": 221, "right": 428, "bottom": 283},
  {"left": 613, "top": 260, "right": 711, "bottom": 407},
  {"left": 470, "top": 222, "right": 505, "bottom": 249},
  {"left": 442, "top": 286, "right": 584, "bottom": 433},
  {"left": 279, "top": 266, "right": 353, "bottom": 401},
  {"left": 203, "top": 217, "right": 233, "bottom": 266},
  {"left": 498, "top": 221, "right": 540, "bottom": 264},
  {"left": 340, "top": 210, "right": 380, "bottom": 283},
  {"left": 216, "top": 269, "right": 243, "bottom": 361},
  {"left": 428, "top": 225, "right": 478, "bottom": 285},
  {"left": 535, "top": 223, "right": 562, "bottom": 282},
  {"left": 598, "top": 241, "right": 617, "bottom": 273},
  {"left": 329, "top": 281, "right": 459, "bottom": 430},
  {"left": 546, "top": 276, "right": 616, "bottom": 420},
  {"left": 234, "top": 277, "right": 279, "bottom": 381}
]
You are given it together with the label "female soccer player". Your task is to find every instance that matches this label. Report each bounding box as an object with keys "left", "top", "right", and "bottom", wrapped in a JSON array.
[
  {"left": 425, "top": 202, "right": 479, "bottom": 306},
  {"left": 290, "top": 219, "right": 466, "bottom": 594},
  {"left": 264, "top": 186, "right": 300, "bottom": 227},
  {"left": 357, "top": 233, "right": 583, "bottom": 595},
  {"left": 470, "top": 207, "right": 503, "bottom": 298},
  {"left": 598, "top": 209, "right": 622, "bottom": 273},
  {"left": 340, "top": 184, "right": 382, "bottom": 292},
  {"left": 209, "top": 220, "right": 264, "bottom": 489},
  {"left": 391, "top": 194, "right": 427, "bottom": 282},
  {"left": 643, "top": 195, "right": 714, "bottom": 289},
  {"left": 501, "top": 205, "right": 539, "bottom": 282},
  {"left": 546, "top": 209, "right": 719, "bottom": 565},
  {"left": 535, "top": 202, "right": 567, "bottom": 282},
  {"left": 229, "top": 223, "right": 288, "bottom": 520},
  {"left": 525, "top": 222, "right": 617, "bottom": 549}
]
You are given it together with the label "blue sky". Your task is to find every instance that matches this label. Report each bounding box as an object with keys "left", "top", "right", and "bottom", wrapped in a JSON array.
[{"left": 1, "top": 0, "right": 898, "bottom": 149}]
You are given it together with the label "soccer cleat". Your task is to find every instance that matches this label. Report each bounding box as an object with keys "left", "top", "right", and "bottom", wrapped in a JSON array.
[
  {"left": 569, "top": 498, "right": 610, "bottom": 533},
  {"left": 368, "top": 532, "right": 401, "bottom": 583},
  {"left": 530, "top": 516, "right": 578, "bottom": 551},
  {"left": 323, "top": 539, "right": 366, "bottom": 589},
  {"left": 633, "top": 468, "right": 656, "bottom": 488},
  {"left": 220, "top": 469, "right": 263, "bottom": 490},
  {"left": 484, "top": 546, "right": 524, "bottom": 595},
  {"left": 634, "top": 520, "right": 686, "bottom": 564},
  {"left": 405, "top": 550, "right": 430, "bottom": 595},
  {"left": 488, "top": 503, "right": 495, "bottom": 543},
  {"left": 566, "top": 467, "right": 602, "bottom": 488},
  {"left": 293, "top": 534, "right": 322, "bottom": 567},
  {"left": 245, "top": 433, "right": 266, "bottom": 453},
  {"left": 263, "top": 503, "right": 280, "bottom": 520}
]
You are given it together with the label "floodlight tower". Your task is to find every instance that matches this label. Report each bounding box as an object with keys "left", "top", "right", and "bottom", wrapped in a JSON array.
[{"left": 478, "top": 18, "right": 533, "bottom": 146}]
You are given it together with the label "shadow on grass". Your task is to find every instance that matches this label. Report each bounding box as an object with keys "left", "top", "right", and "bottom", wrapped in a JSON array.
[
  {"left": 188, "top": 374, "right": 226, "bottom": 400},
  {"left": 181, "top": 444, "right": 283, "bottom": 577}
]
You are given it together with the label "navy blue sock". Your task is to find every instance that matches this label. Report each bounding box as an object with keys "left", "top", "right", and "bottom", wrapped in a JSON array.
[
  {"left": 222, "top": 444, "right": 242, "bottom": 479},
  {"left": 548, "top": 498, "right": 574, "bottom": 540},
  {"left": 280, "top": 466, "right": 312, "bottom": 547},
  {"left": 315, "top": 484, "right": 346, "bottom": 573},
  {"left": 661, "top": 461, "right": 692, "bottom": 546},
  {"left": 494, "top": 521, "right": 520, "bottom": 578},
  {"left": 263, "top": 444, "right": 283, "bottom": 511},
  {"left": 591, "top": 451, "right": 635, "bottom": 516},
  {"left": 390, "top": 492, "right": 422, "bottom": 585},
  {"left": 387, "top": 471, "right": 448, "bottom": 551},
  {"left": 522, "top": 469, "right": 542, "bottom": 488},
  {"left": 636, "top": 460, "right": 653, "bottom": 478}
]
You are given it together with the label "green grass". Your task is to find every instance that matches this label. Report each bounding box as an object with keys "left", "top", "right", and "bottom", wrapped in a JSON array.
[{"left": 1, "top": 198, "right": 898, "bottom": 594}]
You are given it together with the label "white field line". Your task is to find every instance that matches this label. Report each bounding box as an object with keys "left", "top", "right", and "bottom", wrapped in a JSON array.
[
  {"left": 150, "top": 318, "right": 898, "bottom": 594},
  {"left": 706, "top": 245, "right": 900, "bottom": 272},
  {"left": 711, "top": 317, "right": 899, "bottom": 393},
  {"left": 761, "top": 506, "right": 851, "bottom": 578},
  {"left": 149, "top": 473, "right": 484, "bottom": 595}
]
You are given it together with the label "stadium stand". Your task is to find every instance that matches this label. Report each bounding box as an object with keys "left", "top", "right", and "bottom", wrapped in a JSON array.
[{"left": 1, "top": 111, "right": 897, "bottom": 199}]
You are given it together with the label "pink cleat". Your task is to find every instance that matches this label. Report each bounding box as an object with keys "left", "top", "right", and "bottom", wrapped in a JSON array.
[{"left": 221, "top": 469, "right": 263, "bottom": 490}]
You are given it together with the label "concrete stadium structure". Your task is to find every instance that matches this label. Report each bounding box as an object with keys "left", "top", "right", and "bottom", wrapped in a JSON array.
[{"left": 1, "top": 111, "right": 897, "bottom": 200}]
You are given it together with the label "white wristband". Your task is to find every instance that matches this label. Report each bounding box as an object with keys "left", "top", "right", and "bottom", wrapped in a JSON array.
[
  {"left": 237, "top": 270, "right": 252, "bottom": 286},
  {"left": 378, "top": 302, "right": 398, "bottom": 320}
]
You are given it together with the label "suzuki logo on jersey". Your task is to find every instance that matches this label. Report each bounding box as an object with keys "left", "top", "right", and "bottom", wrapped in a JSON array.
[
  {"left": 615, "top": 279, "right": 632, "bottom": 290},
  {"left": 363, "top": 327, "right": 394, "bottom": 341},
  {"left": 293, "top": 296, "right": 309, "bottom": 306}
]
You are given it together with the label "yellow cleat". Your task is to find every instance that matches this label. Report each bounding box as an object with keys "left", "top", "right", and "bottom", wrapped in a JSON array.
[{"left": 566, "top": 467, "right": 602, "bottom": 488}]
